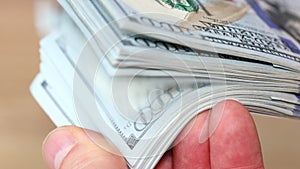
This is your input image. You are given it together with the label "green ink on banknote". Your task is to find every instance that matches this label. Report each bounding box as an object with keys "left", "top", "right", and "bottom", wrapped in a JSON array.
[{"left": 161, "top": 0, "right": 199, "bottom": 12}]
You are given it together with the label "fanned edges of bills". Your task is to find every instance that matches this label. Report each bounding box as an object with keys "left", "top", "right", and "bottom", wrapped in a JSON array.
[
  {"left": 32, "top": 13, "right": 300, "bottom": 168},
  {"left": 31, "top": 1, "right": 300, "bottom": 169},
  {"left": 92, "top": 0, "right": 300, "bottom": 71}
]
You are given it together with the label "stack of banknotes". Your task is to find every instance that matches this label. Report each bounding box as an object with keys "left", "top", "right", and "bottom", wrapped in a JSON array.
[{"left": 31, "top": 0, "right": 300, "bottom": 168}]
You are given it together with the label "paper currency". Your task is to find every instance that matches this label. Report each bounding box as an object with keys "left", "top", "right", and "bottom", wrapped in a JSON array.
[
  {"left": 32, "top": 15, "right": 300, "bottom": 168},
  {"left": 59, "top": 0, "right": 300, "bottom": 83},
  {"left": 31, "top": 1, "right": 300, "bottom": 168},
  {"left": 87, "top": 0, "right": 300, "bottom": 71}
]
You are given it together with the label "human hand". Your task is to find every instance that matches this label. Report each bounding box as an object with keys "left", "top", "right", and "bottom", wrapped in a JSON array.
[{"left": 43, "top": 100, "right": 264, "bottom": 169}]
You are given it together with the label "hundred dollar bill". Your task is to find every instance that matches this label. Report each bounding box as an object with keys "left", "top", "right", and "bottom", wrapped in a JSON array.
[
  {"left": 59, "top": 0, "right": 300, "bottom": 86},
  {"left": 32, "top": 1, "right": 300, "bottom": 168},
  {"left": 36, "top": 54, "right": 300, "bottom": 169},
  {"left": 37, "top": 31, "right": 300, "bottom": 168},
  {"left": 47, "top": 12, "right": 300, "bottom": 116},
  {"left": 53, "top": 15, "right": 299, "bottom": 110},
  {"left": 44, "top": 21, "right": 300, "bottom": 127},
  {"left": 68, "top": 0, "right": 300, "bottom": 71},
  {"left": 32, "top": 71, "right": 300, "bottom": 169},
  {"left": 58, "top": 13, "right": 300, "bottom": 92},
  {"left": 59, "top": 0, "right": 273, "bottom": 72},
  {"left": 31, "top": 67, "right": 300, "bottom": 169},
  {"left": 35, "top": 9, "right": 299, "bottom": 165},
  {"left": 35, "top": 9, "right": 300, "bottom": 168}
]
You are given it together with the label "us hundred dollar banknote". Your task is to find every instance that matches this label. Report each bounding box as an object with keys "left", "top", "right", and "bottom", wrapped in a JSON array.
[
  {"left": 31, "top": 1, "right": 300, "bottom": 169},
  {"left": 86, "top": 0, "right": 300, "bottom": 71},
  {"left": 35, "top": 30, "right": 300, "bottom": 169}
]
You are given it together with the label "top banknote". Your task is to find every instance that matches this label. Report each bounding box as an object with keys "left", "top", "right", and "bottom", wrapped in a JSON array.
[{"left": 88, "top": 0, "right": 300, "bottom": 71}]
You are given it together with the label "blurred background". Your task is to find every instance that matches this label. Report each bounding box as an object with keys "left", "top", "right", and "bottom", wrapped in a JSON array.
[
  {"left": 0, "top": 0, "right": 55, "bottom": 169},
  {"left": 1, "top": 0, "right": 300, "bottom": 168}
]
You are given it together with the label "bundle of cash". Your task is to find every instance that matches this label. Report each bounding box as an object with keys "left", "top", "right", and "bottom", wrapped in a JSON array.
[{"left": 31, "top": 0, "right": 300, "bottom": 168}]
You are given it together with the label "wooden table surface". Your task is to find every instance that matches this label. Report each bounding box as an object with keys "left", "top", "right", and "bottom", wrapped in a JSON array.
[{"left": 1, "top": 0, "right": 300, "bottom": 169}]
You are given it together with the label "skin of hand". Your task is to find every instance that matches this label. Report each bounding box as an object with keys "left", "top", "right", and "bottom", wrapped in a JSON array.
[{"left": 43, "top": 100, "right": 264, "bottom": 169}]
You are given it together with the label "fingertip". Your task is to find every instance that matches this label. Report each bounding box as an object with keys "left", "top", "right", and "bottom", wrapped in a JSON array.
[
  {"left": 210, "top": 100, "right": 264, "bottom": 169},
  {"left": 207, "top": 100, "right": 253, "bottom": 140},
  {"left": 173, "top": 110, "right": 211, "bottom": 169}
]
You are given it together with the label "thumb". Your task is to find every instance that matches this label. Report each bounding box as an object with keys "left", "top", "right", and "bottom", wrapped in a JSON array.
[{"left": 43, "top": 126, "right": 127, "bottom": 169}]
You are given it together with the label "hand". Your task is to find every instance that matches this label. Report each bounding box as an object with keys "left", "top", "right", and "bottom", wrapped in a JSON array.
[{"left": 43, "top": 100, "right": 264, "bottom": 169}]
